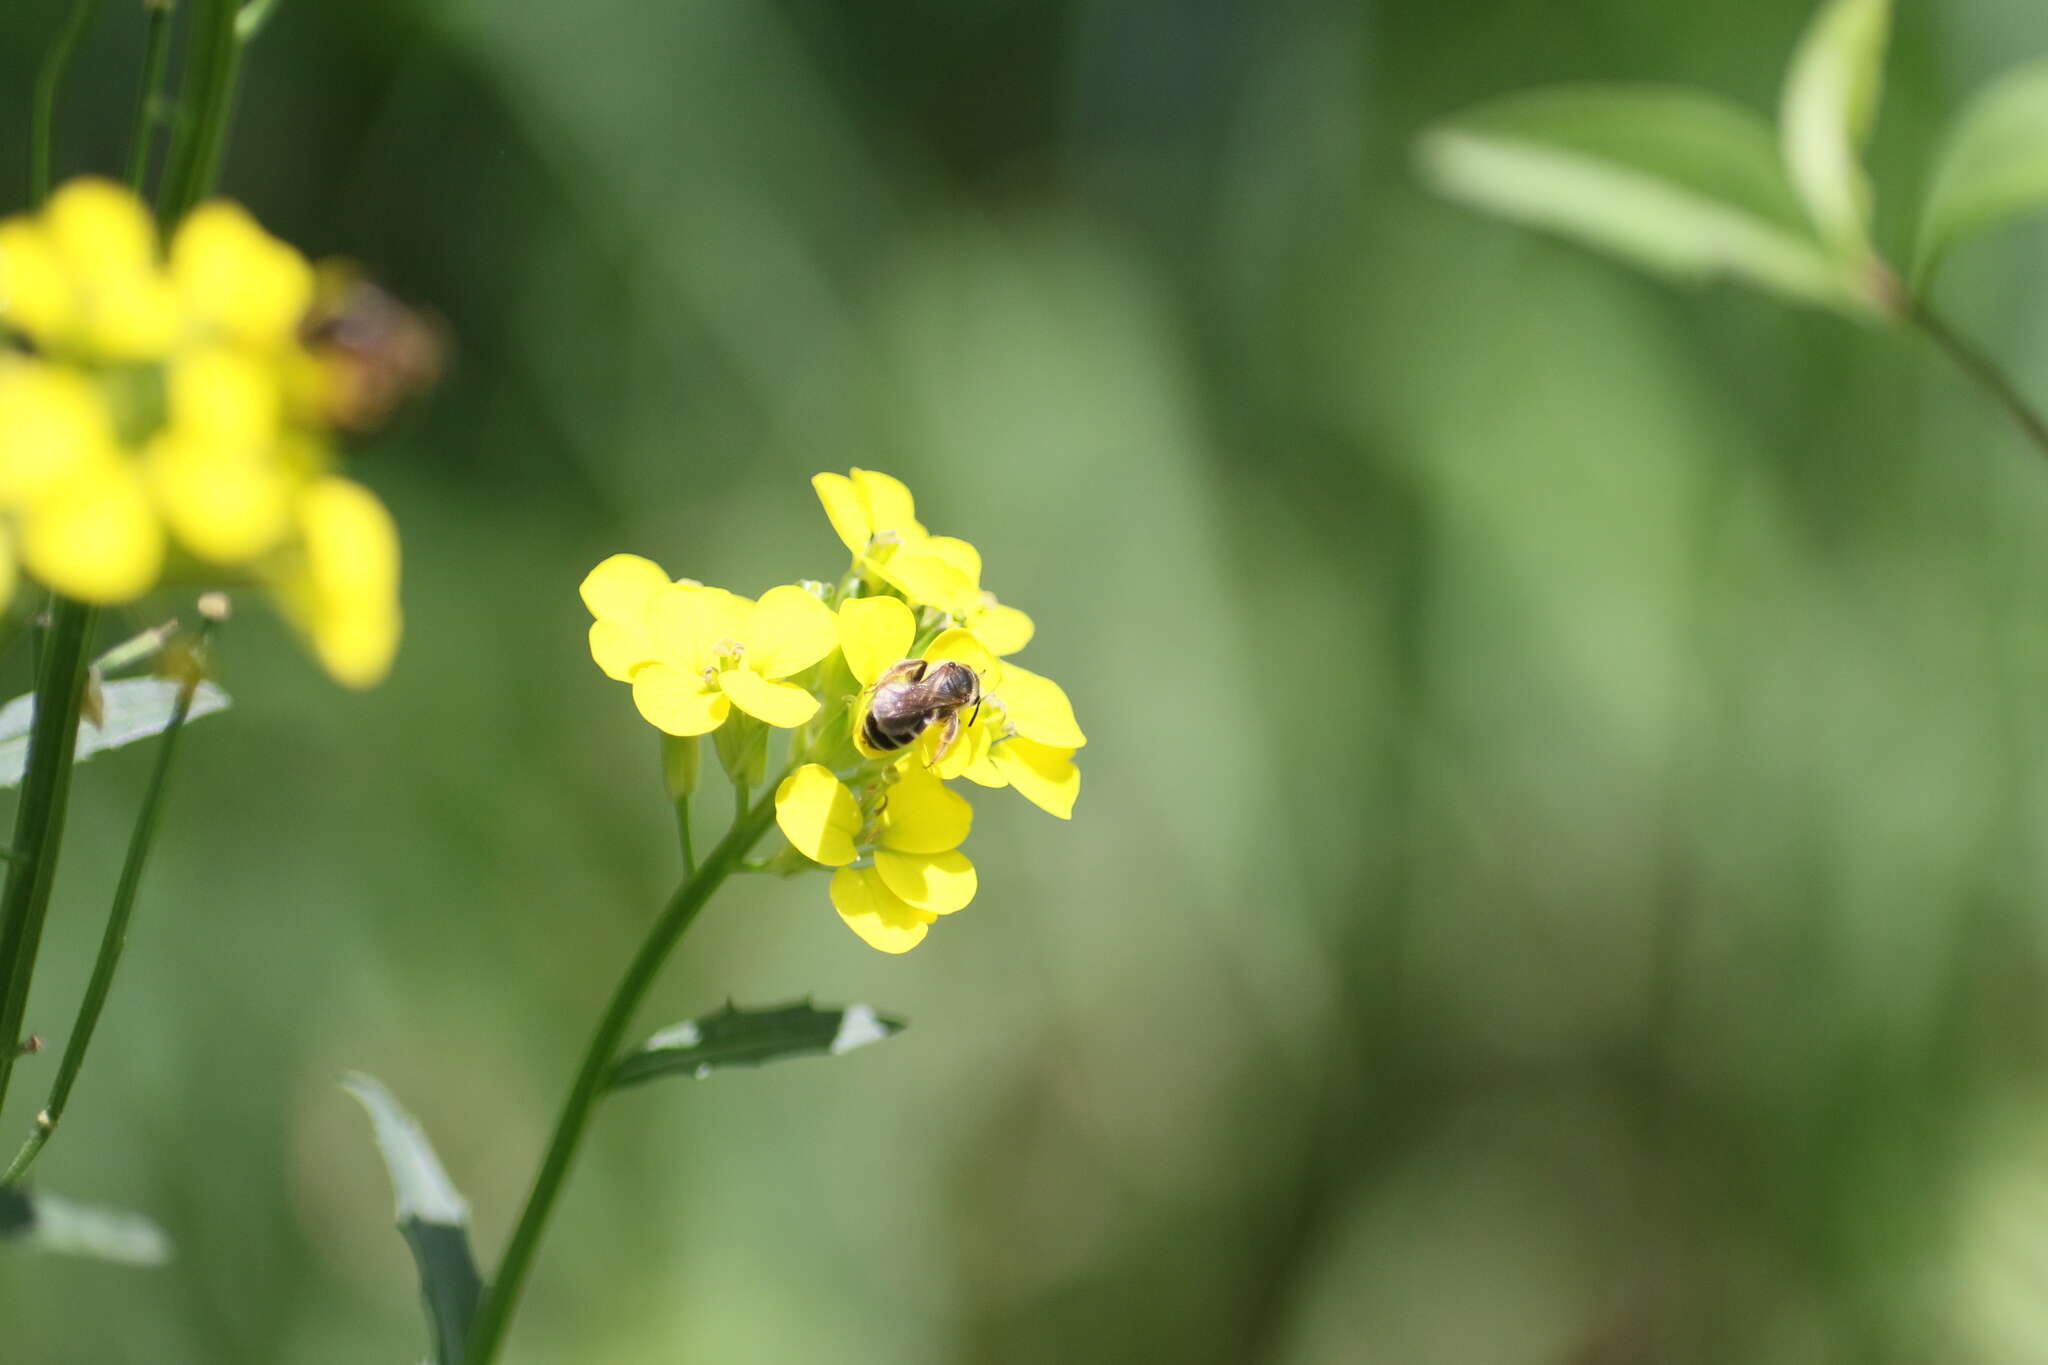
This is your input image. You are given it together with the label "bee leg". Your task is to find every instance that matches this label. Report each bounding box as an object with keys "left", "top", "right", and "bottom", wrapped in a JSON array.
[{"left": 929, "top": 713, "right": 961, "bottom": 767}]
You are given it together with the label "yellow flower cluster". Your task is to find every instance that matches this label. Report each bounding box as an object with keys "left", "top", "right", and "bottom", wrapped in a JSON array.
[
  {"left": 0, "top": 178, "right": 402, "bottom": 686},
  {"left": 580, "top": 468, "right": 1085, "bottom": 952}
]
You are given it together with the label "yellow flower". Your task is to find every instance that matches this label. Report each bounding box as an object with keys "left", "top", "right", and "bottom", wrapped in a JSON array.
[
  {"left": 775, "top": 762, "right": 977, "bottom": 953},
  {"left": 836, "top": 594, "right": 1085, "bottom": 817},
  {"left": 580, "top": 553, "right": 678, "bottom": 681},
  {"left": 272, "top": 477, "right": 402, "bottom": 688},
  {"left": 624, "top": 581, "right": 836, "bottom": 735},
  {"left": 169, "top": 201, "right": 315, "bottom": 352},
  {"left": 813, "top": 467, "right": 1033, "bottom": 654},
  {"left": 1, "top": 179, "right": 178, "bottom": 360}
]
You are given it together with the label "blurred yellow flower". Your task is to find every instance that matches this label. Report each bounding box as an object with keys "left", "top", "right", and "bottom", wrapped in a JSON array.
[{"left": 0, "top": 177, "right": 411, "bottom": 687}]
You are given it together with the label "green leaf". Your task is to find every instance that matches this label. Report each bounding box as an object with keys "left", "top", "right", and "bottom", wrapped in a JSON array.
[
  {"left": 1913, "top": 57, "right": 2048, "bottom": 283},
  {"left": 343, "top": 1074, "right": 482, "bottom": 1365},
  {"left": 610, "top": 999, "right": 905, "bottom": 1089},
  {"left": 1780, "top": 0, "right": 1892, "bottom": 257},
  {"left": 0, "top": 1186, "right": 171, "bottom": 1265},
  {"left": 0, "top": 678, "right": 230, "bottom": 788},
  {"left": 1415, "top": 85, "right": 1874, "bottom": 315}
]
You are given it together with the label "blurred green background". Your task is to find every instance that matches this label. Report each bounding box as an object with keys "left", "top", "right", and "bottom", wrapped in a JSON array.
[{"left": 7, "top": 1, "right": 2048, "bottom": 1360}]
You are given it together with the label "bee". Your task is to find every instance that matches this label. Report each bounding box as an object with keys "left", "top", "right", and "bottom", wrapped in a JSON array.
[
  {"left": 859, "top": 658, "right": 982, "bottom": 763},
  {"left": 298, "top": 262, "right": 446, "bottom": 432}
]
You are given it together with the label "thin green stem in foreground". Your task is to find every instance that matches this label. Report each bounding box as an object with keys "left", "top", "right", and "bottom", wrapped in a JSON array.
[
  {"left": 3, "top": 632, "right": 212, "bottom": 1185},
  {"left": 1904, "top": 297, "right": 2048, "bottom": 464},
  {"left": 30, "top": 0, "right": 104, "bottom": 205},
  {"left": 155, "top": 0, "right": 242, "bottom": 229},
  {"left": 465, "top": 788, "right": 784, "bottom": 1365},
  {"left": 123, "top": 2, "right": 178, "bottom": 193},
  {"left": 0, "top": 602, "right": 98, "bottom": 1117}
]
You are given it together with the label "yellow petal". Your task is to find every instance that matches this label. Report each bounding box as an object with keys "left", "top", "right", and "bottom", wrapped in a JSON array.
[
  {"left": 879, "top": 767, "right": 972, "bottom": 854},
  {"left": 909, "top": 708, "right": 991, "bottom": 780},
  {"left": 644, "top": 582, "right": 746, "bottom": 671},
  {"left": 294, "top": 477, "right": 401, "bottom": 687},
  {"left": 145, "top": 434, "right": 294, "bottom": 565},
  {"left": 82, "top": 269, "right": 177, "bottom": 361},
  {"left": 993, "top": 661, "right": 1084, "bottom": 748},
  {"left": 169, "top": 201, "right": 315, "bottom": 350},
  {"left": 719, "top": 666, "right": 819, "bottom": 728},
  {"left": 167, "top": 346, "right": 282, "bottom": 451},
  {"left": 45, "top": 179, "right": 156, "bottom": 275},
  {"left": 849, "top": 468, "right": 920, "bottom": 539},
  {"left": 837, "top": 595, "right": 916, "bottom": 685},
  {"left": 991, "top": 737, "right": 1079, "bottom": 819},
  {"left": 881, "top": 551, "right": 977, "bottom": 612},
  {"left": 874, "top": 848, "right": 976, "bottom": 914},
  {"left": 20, "top": 461, "right": 164, "bottom": 603},
  {"left": 588, "top": 620, "right": 657, "bottom": 681},
  {"left": 967, "top": 600, "right": 1034, "bottom": 655},
  {"left": 743, "top": 584, "right": 836, "bottom": 678},
  {"left": 0, "top": 218, "right": 73, "bottom": 341},
  {"left": 812, "top": 472, "right": 869, "bottom": 556},
  {"left": 0, "top": 365, "right": 119, "bottom": 506},
  {"left": 829, "top": 866, "right": 934, "bottom": 954},
  {"left": 774, "top": 764, "right": 861, "bottom": 866},
  {"left": 632, "top": 662, "right": 730, "bottom": 735},
  {"left": 922, "top": 627, "right": 1001, "bottom": 689},
  {"left": 579, "top": 552, "right": 670, "bottom": 623}
]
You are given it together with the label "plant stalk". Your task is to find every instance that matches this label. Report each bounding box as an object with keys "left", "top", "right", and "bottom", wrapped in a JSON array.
[
  {"left": 155, "top": 0, "right": 241, "bottom": 229},
  {"left": 123, "top": 2, "right": 178, "bottom": 194},
  {"left": 1905, "top": 298, "right": 2048, "bottom": 463},
  {"left": 30, "top": 0, "right": 103, "bottom": 205},
  {"left": 0, "top": 601, "right": 97, "bottom": 1116},
  {"left": 465, "top": 787, "right": 784, "bottom": 1364},
  {"left": 3, "top": 644, "right": 207, "bottom": 1185}
]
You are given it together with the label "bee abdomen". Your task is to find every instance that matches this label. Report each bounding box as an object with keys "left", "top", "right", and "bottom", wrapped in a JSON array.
[{"left": 862, "top": 708, "right": 928, "bottom": 752}]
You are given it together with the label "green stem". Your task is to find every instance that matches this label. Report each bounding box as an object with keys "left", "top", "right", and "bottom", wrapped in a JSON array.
[
  {"left": 234, "top": 0, "right": 285, "bottom": 40},
  {"left": 3, "top": 644, "right": 206, "bottom": 1186},
  {"left": 155, "top": 0, "right": 241, "bottom": 229},
  {"left": 29, "top": 0, "right": 103, "bottom": 205},
  {"left": 123, "top": 2, "right": 177, "bottom": 194},
  {"left": 465, "top": 787, "right": 784, "bottom": 1365},
  {"left": 1905, "top": 298, "right": 2048, "bottom": 463},
  {"left": 675, "top": 798, "right": 698, "bottom": 878},
  {"left": 0, "top": 602, "right": 97, "bottom": 1117}
]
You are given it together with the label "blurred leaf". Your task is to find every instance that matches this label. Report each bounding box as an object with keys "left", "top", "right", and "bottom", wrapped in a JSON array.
[
  {"left": 0, "top": 679, "right": 230, "bottom": 789},
  {"left": 1780, "top": 0, "right": 1891, "bottom": 256},
  {"left": 1914, "top": 57, "right": 2048, "bottom": 283},
  {"left": 0, "top": 1186, "right": 170, "bottom": 1265},
  {"left": 610, "top": 1000, "right": 904, "bottom": 1090},
  {"left": 343, "top": 1074, "right": 481, "bottom": 1365},
  {"left": 1417, "top": 85, "right": 1872, "bottom": 314}
]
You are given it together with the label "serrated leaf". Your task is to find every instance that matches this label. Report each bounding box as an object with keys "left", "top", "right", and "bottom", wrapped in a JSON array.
[
  {"left": 0, "top": 1186, "right": 171, "bottom": 1265},
  {"left": 1781, "top": 0, "right": 1891, "bottom": 256},
  {"left": 343, "top": 1074, "right": 482, "bottom": 1365},
  {"left": 611, "top": 1000, "right": 905, "bottom": 1089},
  {"left": 1913, "top": 57, "right": 2048, "bottom": 283},
  {"left": 1416, "top": 85, "right": 1873, "bottom": 314},
  {"left": 0, "top": 678, "right": 230, "bottom": 788}
]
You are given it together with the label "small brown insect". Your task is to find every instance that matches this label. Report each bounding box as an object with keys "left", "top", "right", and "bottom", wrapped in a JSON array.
[
  {"left": 859, "top": 658, "right": 982, "bottom": 763},
  {"left": 299, "top": 263, "right": 446, "bottom": 432}
]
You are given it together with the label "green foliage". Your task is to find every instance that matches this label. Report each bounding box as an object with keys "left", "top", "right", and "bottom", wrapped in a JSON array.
[
  {"left": 0, "top": 1186, "right": 169, "bottom": 1265},
  {"left": 1415, "top": 85, "right": 1870, "bottom": 314},
  {"left": 0, "top": 678, "right": 229, "bottom": 788},
  {"left": 1915, "top": 57, "right": 2048, "bottom": 282},
  {"left": 1780, "top": 0, "right": 1891, "bottom": 257},
  {"left": 610, "top": 1000, "right": 905, "bottom": 1090},
  {"left": 343, "top": 1075, "right": 482, "bottom": 1365}
]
